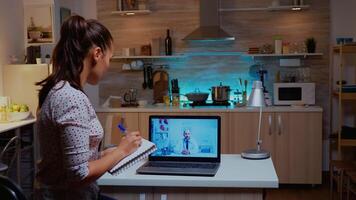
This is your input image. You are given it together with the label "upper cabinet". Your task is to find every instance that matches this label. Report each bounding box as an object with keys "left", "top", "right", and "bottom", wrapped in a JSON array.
[{"left": 112, "top": 0, "right": 151, "bottom": 16}]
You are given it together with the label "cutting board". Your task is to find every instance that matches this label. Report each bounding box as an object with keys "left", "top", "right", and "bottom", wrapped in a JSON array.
[{"left": 153, "top": 70, "right": 169, "bottom": 103}]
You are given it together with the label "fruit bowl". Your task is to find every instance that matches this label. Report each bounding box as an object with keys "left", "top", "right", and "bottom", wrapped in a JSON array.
[{"left": 7, "top": 112, "right": 31, "bottom": 122}]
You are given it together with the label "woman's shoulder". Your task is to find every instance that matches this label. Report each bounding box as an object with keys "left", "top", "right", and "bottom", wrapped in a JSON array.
[{"left": 47, "top": 81, "right": 89, "bottom": 106}]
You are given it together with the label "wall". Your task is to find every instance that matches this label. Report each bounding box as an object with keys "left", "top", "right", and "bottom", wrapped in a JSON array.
[
  {"left": 0, "top": 0, "right": 25, "bottom": 95},
  {"left": 56, "top": 0, "right": 100, "bottom": 106}
]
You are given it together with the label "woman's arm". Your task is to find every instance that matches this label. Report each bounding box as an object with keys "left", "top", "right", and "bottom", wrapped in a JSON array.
[
  {"left": 73, "top": 131, "right": 142, "bottom": 187},
  {"left": 101, "top": 146, "right": 117, "bottom": 157}
]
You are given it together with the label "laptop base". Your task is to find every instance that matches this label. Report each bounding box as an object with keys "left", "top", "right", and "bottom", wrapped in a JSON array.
[{"left": 136, "top": 161, "right": 219, "bottom": 177}]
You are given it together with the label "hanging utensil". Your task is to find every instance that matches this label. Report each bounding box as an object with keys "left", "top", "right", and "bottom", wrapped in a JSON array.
[
  {"left": 142, "top": 65, "right": 147, "bottom": 89},
  {"left": 147, "top": 64, "right": 153, "bottom": 89}
]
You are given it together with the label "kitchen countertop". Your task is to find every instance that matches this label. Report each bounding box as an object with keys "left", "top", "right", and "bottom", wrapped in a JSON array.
[
  {"left": 95, "top": 105, "right": 323, "bottom": 113},
  {"left": 0, "top": 118, "right": 36, "bottom": 133}
]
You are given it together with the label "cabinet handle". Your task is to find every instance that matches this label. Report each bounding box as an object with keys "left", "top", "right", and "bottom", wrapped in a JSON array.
[
  {"left": 277, "top": 114, "right": 282, "bottom": 135},
  {"left": 268, "top": 114, "right": 272, "bottom": 135}
]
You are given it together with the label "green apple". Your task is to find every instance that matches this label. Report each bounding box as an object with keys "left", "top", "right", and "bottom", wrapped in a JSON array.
[
  {"left": 20, "top": 104, "right": 29, "bottom": 112},
  {"left": 6, "top": 107, "right": 13, "bottom": 113},
  {"left": 12, "top": 104, "right": 20, "bottom": 112}
]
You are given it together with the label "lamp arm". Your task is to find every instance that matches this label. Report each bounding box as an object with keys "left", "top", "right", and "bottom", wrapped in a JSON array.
[{"left": 257, "top": 106, "right": 263, "bottom": 151}]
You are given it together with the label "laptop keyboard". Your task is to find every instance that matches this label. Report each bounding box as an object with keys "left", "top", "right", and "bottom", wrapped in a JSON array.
[{"left": 146, "top": 162, "right": 217, "bottom": 169}]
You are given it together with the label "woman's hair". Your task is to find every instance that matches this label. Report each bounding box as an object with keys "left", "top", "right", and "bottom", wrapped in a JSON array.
[{"left": 36, "top": 15, "right": 113, "bottom": 108}]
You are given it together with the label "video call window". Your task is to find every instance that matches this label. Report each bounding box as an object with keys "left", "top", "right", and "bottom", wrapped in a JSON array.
[{"left": 150, "top": 118, "right": 218, "bottom": 158}]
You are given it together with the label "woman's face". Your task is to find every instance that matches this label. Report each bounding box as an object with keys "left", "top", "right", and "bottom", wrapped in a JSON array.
[{"left": 87, "top": 45, "right": 113, "bottom": 85}]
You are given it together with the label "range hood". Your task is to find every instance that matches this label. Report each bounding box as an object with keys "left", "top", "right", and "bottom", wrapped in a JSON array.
[{"left": 183, "top": 0, "right": 235, "bottom": 41}]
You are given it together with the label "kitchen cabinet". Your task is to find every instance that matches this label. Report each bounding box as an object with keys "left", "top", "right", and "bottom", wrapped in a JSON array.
[
  {"left": 286, "top": 112, "right": 322, "bottom": 184},
  {"left": 229, "top": 112, "right": 322, "bottom": 184},
  {"left": 96, "top": 109, "right": 322, "bottom": 184},
  {"left": 138, "top": 112, "right": 230, "bottom": 153},
  {"left": 97, "top": 112, "right": 139, "bottom": 146},
  {"left": 151, "top": 188, "right": 261, "bottom": 200},
  {"left": 112, "top": 0, "right": 151, "bottom": 16}
]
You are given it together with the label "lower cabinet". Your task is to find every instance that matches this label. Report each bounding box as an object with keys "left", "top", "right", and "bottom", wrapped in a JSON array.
[
  {"left": 97, "top": 111, "right": 322, "bottom": 184},
  {"left": 229, "top": 112, "right": 322, "bottom": 184},
  {"left": 97, "top": 112, "right": 139, "bottom": 146},
  {"left": 100, "top": 186, "right": 262, "bottom": 200}
]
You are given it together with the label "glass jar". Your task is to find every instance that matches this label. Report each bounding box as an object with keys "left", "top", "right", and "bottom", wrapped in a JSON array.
[
  {"left": 172, "top": 95, "right": 180, "bottom": 107},
  {"left": 282, "top": 42, "right": 290, "bottom": 54},
  {"left": 0, "top": 105, "right": 7, "bottom": 122}
]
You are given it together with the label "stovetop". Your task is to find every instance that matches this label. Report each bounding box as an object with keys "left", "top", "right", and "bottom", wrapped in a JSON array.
[{"left": 189, "top": 101, "right": 231, "bottom": 107}]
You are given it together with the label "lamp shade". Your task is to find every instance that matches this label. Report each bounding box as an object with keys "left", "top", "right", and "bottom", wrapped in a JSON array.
[{"left": 247, "top": 81, "right": 266, "bottom": 107}]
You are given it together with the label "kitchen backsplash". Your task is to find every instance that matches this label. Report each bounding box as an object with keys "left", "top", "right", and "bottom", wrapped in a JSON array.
[{"left": 97, "top": 0, "right": 330, "bottom": 135}]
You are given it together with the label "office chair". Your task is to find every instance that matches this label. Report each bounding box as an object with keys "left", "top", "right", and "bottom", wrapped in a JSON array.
[{"left": 0, "top": 175, "right": 27, "bottom": 200}]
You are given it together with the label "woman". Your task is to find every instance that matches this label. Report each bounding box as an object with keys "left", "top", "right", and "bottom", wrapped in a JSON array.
[{"left": 36, "top": 15, "right": 142, "bottom": 199}]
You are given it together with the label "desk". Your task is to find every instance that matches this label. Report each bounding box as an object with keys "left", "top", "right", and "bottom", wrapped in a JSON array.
[
  {"left": 98, "top": 154, "right": 278, "bottom": 200},
  {"left": 0, "top": 118, "right": 36, "bottom": 185}
]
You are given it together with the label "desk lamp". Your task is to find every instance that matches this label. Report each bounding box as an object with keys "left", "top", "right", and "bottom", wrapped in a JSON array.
[{"left": 241, "top": 81, "right": 270, "bottom": 160}]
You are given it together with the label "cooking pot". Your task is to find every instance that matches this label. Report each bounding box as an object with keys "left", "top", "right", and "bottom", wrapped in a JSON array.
[
  {"left": 185, "top": 89, "right": 209, "bottom": 102},
  {"left": 210, "top": 82, "right": 231, "bottom": 102}
]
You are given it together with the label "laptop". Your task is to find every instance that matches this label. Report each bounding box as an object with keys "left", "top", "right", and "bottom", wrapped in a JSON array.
[{"left": 136, "top": 115, "right": 221, "bottom": 176}]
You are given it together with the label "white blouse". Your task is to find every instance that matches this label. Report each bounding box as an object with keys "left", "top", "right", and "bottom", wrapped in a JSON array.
[{"left": 36, "top": 81, "right": 103, "bottom": 199}]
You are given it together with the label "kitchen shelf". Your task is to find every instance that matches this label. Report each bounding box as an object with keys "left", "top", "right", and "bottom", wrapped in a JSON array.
[
  {"left": 331, "top": 44, "right": 356, "bottom": 159},
  {"left": 219, "top": 5, "right": 310, "bottom": 12},
  {"left": 111, "top": 10, "right": 151, "bottom": 16},
  {"left": 185, "top": 52, "right": 244, "bottom": 56},
  {"left": 267, "top": 5, "right": 310, "bottom": 11},
  {"left": 333, "top": 45, "right": 356, "bottom": 54},
  {"left": 333, "top": 91, "right": 356, "bottom": 100},
  {"left": 111, "top": 55, "right": 185, "bottom": 60},
  {"left": 247, "top": 53, "right": 323, "bottom": 58},
  {"left": 340, "top": 139, "right": 356, "bottom": 146}
]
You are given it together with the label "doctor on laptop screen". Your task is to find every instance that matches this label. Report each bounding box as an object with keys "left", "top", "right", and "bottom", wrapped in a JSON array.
[{"left": 150, "top": 118, "right": 218, "bottom": 158}]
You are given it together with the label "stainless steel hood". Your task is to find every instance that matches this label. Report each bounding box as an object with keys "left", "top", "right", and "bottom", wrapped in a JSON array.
[{"left": 183, "top": 0, "right": 235, "bottom": 41}]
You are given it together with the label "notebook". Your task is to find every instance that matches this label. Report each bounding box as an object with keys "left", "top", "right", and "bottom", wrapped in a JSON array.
[
  {"left": 136, "top": 115, "right": 221, "bottom": 176},
  {"left": 109, "top": 138, "right": 157, "bottom": 175}
]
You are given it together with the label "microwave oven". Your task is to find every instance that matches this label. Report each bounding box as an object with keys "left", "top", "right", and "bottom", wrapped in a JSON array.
[{"left": 273, "top": 83, "right": 315, "bottom": 105}]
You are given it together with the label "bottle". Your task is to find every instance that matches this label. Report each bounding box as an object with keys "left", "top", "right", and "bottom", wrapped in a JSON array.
[{"left": 165, "top": 29, "right": 172, "bottom": 56}]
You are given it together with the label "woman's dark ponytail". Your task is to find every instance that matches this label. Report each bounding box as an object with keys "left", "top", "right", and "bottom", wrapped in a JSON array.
[{"left": 36, "top": 15, "right": 113, "bottom": 109}]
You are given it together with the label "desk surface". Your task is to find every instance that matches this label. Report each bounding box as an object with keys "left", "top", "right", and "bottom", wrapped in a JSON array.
[
  {"left": 98, "top": 154, "right": 278, "bottom": 188},
  {"left": 0, "top": 118, "right": 36, "bottom": 133}
]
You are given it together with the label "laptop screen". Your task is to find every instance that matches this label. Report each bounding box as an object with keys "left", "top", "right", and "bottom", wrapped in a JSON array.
[{"left": 149, "top": 115, "right": 221, "bottom": 162}]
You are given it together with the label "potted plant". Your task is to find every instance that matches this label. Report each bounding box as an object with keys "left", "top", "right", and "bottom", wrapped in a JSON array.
[
  {"left": 305, "top": 37, "right": 316, "bottom": 53},
  {"left": 45, "top": 54, "right": 51, "bottom": 64},
  {"left": 35, "top": 51, "right": 42, "bottom": 64}
]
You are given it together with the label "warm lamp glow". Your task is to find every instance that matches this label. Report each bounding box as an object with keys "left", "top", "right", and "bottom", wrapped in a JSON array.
[{"left": 292, "top": 7, "right": 302, "bottom": 11}]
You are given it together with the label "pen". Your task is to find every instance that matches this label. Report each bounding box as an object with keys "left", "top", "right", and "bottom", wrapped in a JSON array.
[{"left": 117, "top": 123, "right": 127, "bottom": 135}]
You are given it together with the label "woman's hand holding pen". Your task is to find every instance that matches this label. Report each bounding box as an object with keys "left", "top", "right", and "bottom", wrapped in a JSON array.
[{"left": 117, "top": 131, "right": 142, "bottom": 156}]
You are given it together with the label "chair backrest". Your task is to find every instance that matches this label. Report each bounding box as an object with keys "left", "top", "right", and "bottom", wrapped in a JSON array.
[
  {"left": 0, "top": 136, "right": 19, "bottom": 159},
  {"left": 0, "top": 175, "right": 27, "bottom": 200}
]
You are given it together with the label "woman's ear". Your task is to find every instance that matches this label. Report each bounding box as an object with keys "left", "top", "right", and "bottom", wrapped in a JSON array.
[{"left": 93, "top": 47, "right": 103, "bottom": 62}]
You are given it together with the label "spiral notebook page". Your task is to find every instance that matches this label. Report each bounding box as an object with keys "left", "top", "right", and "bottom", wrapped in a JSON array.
[{"left": 109, "top": 139, "right": 156, "bottom": 175}]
